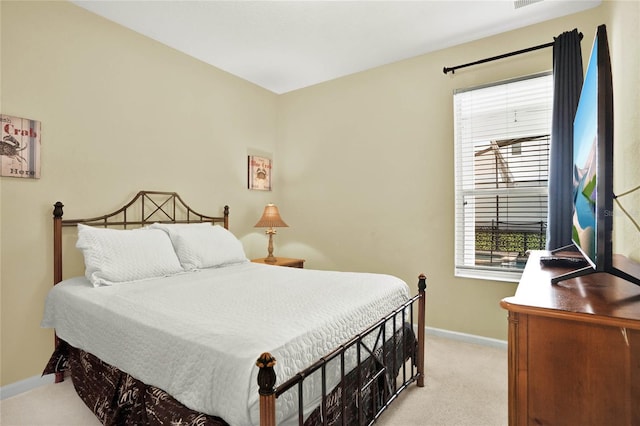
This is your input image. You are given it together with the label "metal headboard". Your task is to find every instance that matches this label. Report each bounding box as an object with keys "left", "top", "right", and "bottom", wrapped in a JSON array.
[{"left": 53, "top": 190, "right": 229, "bottom": 285}]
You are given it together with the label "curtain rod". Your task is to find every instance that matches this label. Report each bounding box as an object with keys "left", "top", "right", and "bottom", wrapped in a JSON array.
[{"left": 443, "top": 32, "right": 583, "bottom": 75}]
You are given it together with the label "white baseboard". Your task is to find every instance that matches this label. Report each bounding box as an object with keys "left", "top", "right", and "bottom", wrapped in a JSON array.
[
  {"left": 0, "top": 374, "right": 55, "bottom": 400},
  {"left": 425, "top": 326, "right": 508, "bottom": 349}
]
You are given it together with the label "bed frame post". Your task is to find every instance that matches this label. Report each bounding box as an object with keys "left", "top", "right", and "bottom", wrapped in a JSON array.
[
  {"left": 52, "top": 202, "right": 65, "bottom": 383},
  {"left": 53, "top": 202, "right": 64, "bottom": 285},
  {"left": 257, "top": 352, "right": 277, "bottom": 426},
  {"left": 223, "top": 205, "right": 229, "bottom": 229},
  {"left": 417, "top": 273, "right": 427, "bottom": 387}
]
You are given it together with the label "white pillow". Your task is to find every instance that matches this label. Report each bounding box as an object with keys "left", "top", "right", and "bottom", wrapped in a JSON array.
[
  {"left": 149, "top": 223, "right": 248, "bottom": 270},
  {"left": 76, "top": 224, "right": 184, "bottom": 287}
]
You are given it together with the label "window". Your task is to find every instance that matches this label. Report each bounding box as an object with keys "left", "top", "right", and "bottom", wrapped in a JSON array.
[{"left": 454, "top": 73, "right": 552, "bottom": 282}]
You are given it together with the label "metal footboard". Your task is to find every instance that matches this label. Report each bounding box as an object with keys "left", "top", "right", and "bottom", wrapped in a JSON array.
[{"left": 257, "top": 274, "right": 427, "bottom": 425}]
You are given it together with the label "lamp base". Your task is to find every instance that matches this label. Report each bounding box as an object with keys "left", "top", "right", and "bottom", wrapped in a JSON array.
[{"left": 264, "top": 229, "right": 277, "bottom": 264}]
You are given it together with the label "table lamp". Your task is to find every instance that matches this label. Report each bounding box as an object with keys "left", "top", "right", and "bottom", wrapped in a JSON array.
[{"left": 255, "top": 204, "right": 288, "bottom": 263}]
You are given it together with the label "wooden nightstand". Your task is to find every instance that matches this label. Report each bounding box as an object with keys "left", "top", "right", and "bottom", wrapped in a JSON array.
[{"left": 251, "top": 257, "right": 305, "bottom": 268}]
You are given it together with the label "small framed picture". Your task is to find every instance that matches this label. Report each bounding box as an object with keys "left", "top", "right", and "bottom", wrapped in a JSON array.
[
  {"left": 1, "top": 114, "right": 41, "bottom": 179},
  {"left": 248, "top": 155, "right": 272, "bottom": 191}
]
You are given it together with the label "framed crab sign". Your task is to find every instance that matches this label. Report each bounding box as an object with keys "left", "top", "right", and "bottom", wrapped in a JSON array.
[
  {"left": 248, "top": 155, "right": 272, "bottom": 191},
  {"left": 1, "top": 114, "right": 41, "bottom": 179}
]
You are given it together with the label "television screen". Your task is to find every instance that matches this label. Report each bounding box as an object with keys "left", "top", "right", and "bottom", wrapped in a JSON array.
[
  {"left": 572, "top": 32, "right": 599, "bottom": 266},
  {"left": 554, "top": 24, "right": 640, "bottom": 287}
]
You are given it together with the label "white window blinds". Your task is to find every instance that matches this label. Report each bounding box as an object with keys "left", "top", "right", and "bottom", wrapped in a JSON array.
[{"left": 454, "top": 73, "right": 553, "bottom": 282}]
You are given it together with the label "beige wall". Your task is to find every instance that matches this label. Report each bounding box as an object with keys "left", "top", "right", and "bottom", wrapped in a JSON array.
[
  {"left": 1, "top": 0, "right": 638, "bottom": 387},
  {"left": 277, "top": 1, "right": 639, "bottom": 338},
  {"left": 608, "top": 0, "right": 640, "bottom": 260},
  {"left": 0, "top": 1, "right": 280, "bottom": 386}
]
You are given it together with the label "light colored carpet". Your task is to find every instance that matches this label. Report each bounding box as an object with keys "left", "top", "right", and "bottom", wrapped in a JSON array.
[
  {"left": 376, "top": 335, "right": 507, "bottom": 426},
  {"left": 0, "top": 334, "right": 507, "bottom": 425},
  {"left": 0, "top": 376, "right": 100, "bottom": 426}
]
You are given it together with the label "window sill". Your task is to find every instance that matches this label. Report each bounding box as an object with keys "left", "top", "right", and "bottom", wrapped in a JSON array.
[{"left": 455, "top": 267, "right": 522, "bottom": 283}]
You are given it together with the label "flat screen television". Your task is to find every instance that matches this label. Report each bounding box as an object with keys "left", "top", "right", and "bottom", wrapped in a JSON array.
[{"left": 552, "top": 24, "right": 640, "bottom": 286}]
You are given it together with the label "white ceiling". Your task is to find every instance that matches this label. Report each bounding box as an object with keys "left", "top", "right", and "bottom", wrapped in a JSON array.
[{"left": 72, "top": 1, "right": 601, "bottom": 94}]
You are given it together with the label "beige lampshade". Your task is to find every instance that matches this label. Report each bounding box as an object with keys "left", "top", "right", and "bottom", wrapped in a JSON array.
[{"left": 254, "top": 204, "right": 288, "bottom": 228}]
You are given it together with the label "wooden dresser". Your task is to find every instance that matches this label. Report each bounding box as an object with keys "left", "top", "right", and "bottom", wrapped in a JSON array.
[{"left": 500, "top": 251, "right": 640, "bottom": 425}]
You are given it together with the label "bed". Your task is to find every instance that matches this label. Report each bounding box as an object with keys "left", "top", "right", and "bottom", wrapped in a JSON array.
[{"left": 41, "top": 191, "right": 426, "bottom": 425}]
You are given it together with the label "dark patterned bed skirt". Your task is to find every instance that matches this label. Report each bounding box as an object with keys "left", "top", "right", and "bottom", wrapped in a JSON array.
[
  {"left": 43, "top": 325, "right": 416, "bottom": 426},
  {"left": 43, "top": 341, "right": 228, "bottom": 426}
]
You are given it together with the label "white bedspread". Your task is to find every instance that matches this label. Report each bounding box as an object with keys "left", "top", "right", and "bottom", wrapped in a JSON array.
[{"left": 41, "top": 262, "right": 410, "bottom": 426}]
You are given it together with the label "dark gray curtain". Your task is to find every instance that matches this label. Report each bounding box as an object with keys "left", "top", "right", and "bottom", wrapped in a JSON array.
[{"left": 546, "top": 29, "right": 583, "bottom": 250}]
